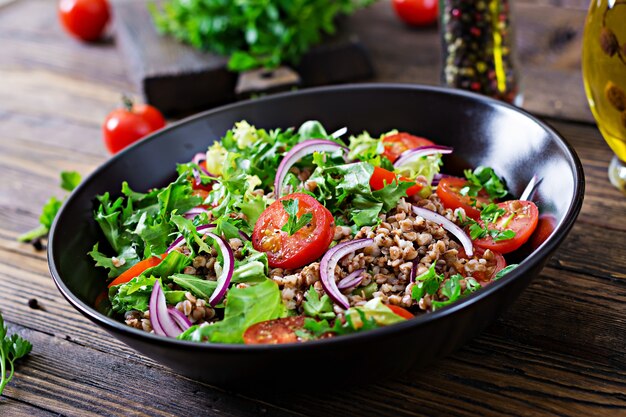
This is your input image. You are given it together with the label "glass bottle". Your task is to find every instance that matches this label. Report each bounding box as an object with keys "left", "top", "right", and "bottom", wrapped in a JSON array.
[
  {"left": 440, "top": 0, "right": 521, "bottom": 105},
  {"left": 582, "top": 0, "right": 626, "bottom": 194}
]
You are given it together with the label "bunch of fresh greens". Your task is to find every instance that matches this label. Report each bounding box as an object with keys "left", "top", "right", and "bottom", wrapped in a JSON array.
[
  {"left": 18, "top": 171, "right": 81, "bottom": 243},
  {"left": 0, "top": 312, "right": 32, "bottom": 396},
  {"left": 149, "top": 0, "right": 374, "bottom": 72}
]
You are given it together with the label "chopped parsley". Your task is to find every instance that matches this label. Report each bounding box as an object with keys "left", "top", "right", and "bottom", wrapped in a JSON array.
[
  {"left": 0, "top": 311, "right": 32, "bottom": 395},
  {"left": 411, "top": 263, "right": 444, "bottom": 301},
  {"left": 495, "top": 264, "right": 519, "bottom": 280},
  {"left": 463, "top": 202, "right": 516, "bottom": 242},
  {"left": 281, "top": 198, "right": 312, "bottom": 236},
  {"left": 302, "top": 286, "right": 335, "bottom": 320},
  {"left": 461, "top": 166, "right": 508, "bottom": 201}
]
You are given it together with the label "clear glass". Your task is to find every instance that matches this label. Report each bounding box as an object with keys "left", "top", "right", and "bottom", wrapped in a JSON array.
[
  {"left": 582, "top": 0, "right": 626, "bottom": 194},
  {"left": 440, "top": 0, "right": 522, "bottom": 105}
]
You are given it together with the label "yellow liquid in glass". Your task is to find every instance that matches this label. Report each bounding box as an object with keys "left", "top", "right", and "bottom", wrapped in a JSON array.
[{"left": 582, "top": 0, "right": 626, "bottom": 161}]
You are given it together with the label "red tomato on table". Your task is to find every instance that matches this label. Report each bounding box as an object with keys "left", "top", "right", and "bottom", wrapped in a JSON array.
[
  {"left": 392, "top": 0, "right": 439, "bottom": 27},
  {"left": 473, "top": 200, "right": 539, "bottom": 254},
  {"left": 252, "top": 193, "right": 335, "bottom": 269},
  {"left": 103, "top": 98, "right": 166, "bottom": 154},
  {"left": 436, "top": 177, "right": 492, "bottom": 220},
  {"left": 58, "top": 0, "right": 110, "bottom": 42},
  {"left": 382, "top": 132, "right": 435, "bottom": 163}
]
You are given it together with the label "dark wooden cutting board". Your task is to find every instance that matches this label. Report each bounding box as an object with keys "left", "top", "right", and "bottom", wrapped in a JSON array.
[{"left": 113, "top": 0, "right": 374, "bottom": 117}]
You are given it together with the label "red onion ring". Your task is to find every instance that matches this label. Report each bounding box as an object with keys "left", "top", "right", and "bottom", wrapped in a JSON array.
[
  {"left": 168, "top": 307, "right": 192, "bottom": 330},
  {"left": 320, "top": 239, "right": 374, "bottom": 309},
  {"left": 149, "top": 282, "right": 184, "bottom": 338},
  {"left": 204, "top": 232, "right": 234, "bottom": 306},
  {"left": 337, "top": 269, "right": 365, "bottom": 291},
  {"left": 191, "top": 152, "right": 212, "bottom": 176},
  {"left": 411, "top": 206, "right": 474, "bottom": 257},
  {"left": 183, "top": 207, "right": 210, "bottom": 220},
  {"left": 520, "top": 175, "right": 542, "bottom": 201},
  {"left": 393, "top": 145, "right": 454, "bottom": 169},
  {"left": 274, "top": 139, "right": 348, "bottom": 197}
]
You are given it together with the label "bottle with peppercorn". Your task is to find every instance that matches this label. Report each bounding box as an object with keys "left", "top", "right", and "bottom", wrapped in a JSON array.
[
  {"left": 583, "top": 0, "right": 626, "bottom": 194},
  {"left": 440, "top": 0, "right": 521, "bottom": 105}
]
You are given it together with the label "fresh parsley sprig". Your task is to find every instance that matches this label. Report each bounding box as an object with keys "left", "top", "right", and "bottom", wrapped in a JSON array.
[
  {"left": 302, "top": 286, "right": 335, "bottom": 320},
  {"left": 461, "top": 166, "right": 508, "bottom": 201},
  {"left": 18, "top": 171, "right": 82, "bottom": 244},
  {"left": 0, "top": 312, "right": 32, "bottom": 396},
  {"left": 462, "top": 202, "right": 516, "bottom": 242},
  {"left": 281, "top": 198, "right": 312, "bottom": 236}
]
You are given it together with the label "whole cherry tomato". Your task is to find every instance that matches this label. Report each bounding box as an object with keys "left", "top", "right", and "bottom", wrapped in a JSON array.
[
  {"left": 392, "top": 0, "right": 438, "bottom": 27},
  {"left": 102, "top": 97, "right": 166, "bottom": 154},
  {"left": 58, "top": 0, "right": 110, "bottom": 42}
]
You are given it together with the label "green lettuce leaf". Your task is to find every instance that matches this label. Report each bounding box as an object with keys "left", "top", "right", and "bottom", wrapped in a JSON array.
[{"left": 178, "top": 279, "right": 285, "bottom": 343}]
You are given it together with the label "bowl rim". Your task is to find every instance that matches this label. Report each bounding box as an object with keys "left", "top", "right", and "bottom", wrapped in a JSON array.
[{"left": 48, "top": 83, "right": 585, "bottom": 352}]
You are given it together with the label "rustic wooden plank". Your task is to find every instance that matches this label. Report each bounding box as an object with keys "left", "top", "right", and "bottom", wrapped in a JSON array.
[
  {"left": 0, "top": 397, "right": 60, "bottom": 417},
  {"left": 0, "top": 324, "right": 303, "bottom": 417},
  {"left": 0, "top": 0, "right": 132, "bottom": 90}
]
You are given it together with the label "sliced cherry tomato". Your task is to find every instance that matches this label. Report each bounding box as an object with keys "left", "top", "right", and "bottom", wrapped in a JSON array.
[
  {"left": 392, "top": 0, "right": 438, "bottom": 27},
  {"left": 387, "top": 305, "right": 414, "bottom": 319},
  {"left": 191, "top": 189, "right": 210, "bottom": 201},
  {"left": 252, "top": 193, "right": 335, "bottom": 269},
  {"left": 458, "top": 247, "right": 506, "bottom": 283},
  {"left": 107, "top": 254, "right": 166, "bottom": 288},
  {"left": 370, "top": 166, "right": 423, "bottom": 196},
  {"left": 103, "top": 97, "right": 166, "bottom": 154},
  {"left": 243, "top": 316, "right": 307, "bottom": 344},
  {"left": 436, "top": 177, "right": 492, "bottom": 220},
  {"left": 382, "top": 132, "right": 435, "bottom": 163},
  {"left": 473, "top": 200, "right": 539, "bottom": 254},
  {"left": 529, "top": 214, "right": 557, "bottom": 250},
  {"left": 58, "top": 0, "right": 110, "bottom": 42}
]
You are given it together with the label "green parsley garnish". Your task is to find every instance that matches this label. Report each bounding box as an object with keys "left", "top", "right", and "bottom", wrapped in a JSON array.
[
  {"left": 281, "top": 198, "right": 313, "bottom": 236},
  {"left": 0, "top": 311, "right": 32, "bottom": 395},
  {"left": 411, "top": 263, "right": 444, "bottom": 301},
  {"left": 18, "top": 170, "right": 82, "bottom": 243},
  {"left": 462, "top": 202, "right": 516, "bottom": 242},
  {"left": 461, "top": 166, "right": 508, "bottom": 201},
  {"left": 302, "top": 286, "right": 336, "bottom": 320},
  {"left": 495, "top": 264, "right": 519, "bottom": 280}
]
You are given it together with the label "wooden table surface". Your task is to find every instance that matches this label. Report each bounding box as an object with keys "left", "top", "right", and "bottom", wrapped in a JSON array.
[{"left": 1, "top": 0, "right": 625, "bottom": 416}]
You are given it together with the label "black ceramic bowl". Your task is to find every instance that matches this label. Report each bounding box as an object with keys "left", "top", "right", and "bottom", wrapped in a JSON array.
[{"left": 48, "top": 84, "right": 584, "bottom": 388}]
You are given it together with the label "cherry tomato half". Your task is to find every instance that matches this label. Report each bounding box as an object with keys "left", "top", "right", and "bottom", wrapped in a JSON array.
[
  {"left": 103, "top": 98, "right": 166, "bottom": 154},
  {"left": 458, "top": 247, "right": 506, "bottom": 284},
  {"left": 58, "top": 0, "right": 110, "bottom": 42},
  {"left": 473, "top": 200, "right": 539, "bottom": 254},
  {"left": 529, "top": 214, "right": 557, "bottom": 250},
  {"left": 252, "top": 193, "right": 335, "bottom": 269},
  {"left": 436, "top": 177, "right": 492, "bottom": 220},
  {"left": 387, "top": 305, "right": 414, "bottom": 319},
  {"left": 382, "top": 132, "right": 435, "bottom": 163},
  {"left": 243, "top": 316, "right": 306, "bottom": 345},
  {"left": 107, "top": 254, "right": 166, "bottom": 288},
  {"left": 370, "top": 166, "right": 423, "bottom": 196},
  {"left": 392, "top": 0, "right": 438, "bottom": 27}
]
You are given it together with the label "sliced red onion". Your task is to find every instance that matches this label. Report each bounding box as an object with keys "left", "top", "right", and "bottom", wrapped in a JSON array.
[
  {"left": 520, "top": 175, "right": 542, "bottom": 201},
  {"left": 331, "top": 127, "right": 348, "bottom": 139},
  {"left": 191, "top": 152, "right": 213, "bottom": 176},
  {"left": 412, "top": 206, "right": 474, "bottom": 257},
  {"left": 183, "top": 207, "right": 210, "bottom": 219},
  {"left": 274, "top": 139, "right": 348, "bottom": 197},
  {"left": 393, "top": 146, "right": 454, "bottom": 169},
  {"left": 149, "top": 282, "right": 184, "bottom": 338},
  {"left": 410, "top": 261, "right": 418, "bottom": 283},
  {"left": 166, "top": 224, "right": 216, "bottom": 253},
  {"left": 168, "top": 307, "right": 192, "bottom": 331},
  {"left": 192, "top": 168, "right": 202, "bottom": 186},
  {"left": 320, "top": 239, "right": 374, "bottom": 309},
  {"left": 204, "top": 232, "right": 234, "bottom": 306},
  {"left": 337, "top": 269, "right": 365, "bottom": 291}
]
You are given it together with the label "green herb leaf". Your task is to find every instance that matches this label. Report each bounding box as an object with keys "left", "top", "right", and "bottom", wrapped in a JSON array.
[
  {"left": 0, "top": 310, "right": 32, "bottom": 395},
  {"left": 60, "top": 170, "right": 82, "bottom": 192},
  {"left": 280, "top": 198, "right": 312, "bottom": 236},
  {"left": 463, "top": 166, "right": 508, "bottom": 200},
  {"left": 495, "top": 264, "right": 519, "bottom": 280},
  {"left": 302, "top": 286, "right": 335, "bottom": 320}
]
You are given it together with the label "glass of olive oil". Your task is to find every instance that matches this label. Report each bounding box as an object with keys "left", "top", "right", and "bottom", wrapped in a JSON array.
[{"left": 582, "top": 0, "right": 626, "bottom": 194}]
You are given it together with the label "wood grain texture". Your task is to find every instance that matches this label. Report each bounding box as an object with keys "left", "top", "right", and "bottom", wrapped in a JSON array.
[{"left": 0, "top": 0, "right": 625, "bottom": 416}]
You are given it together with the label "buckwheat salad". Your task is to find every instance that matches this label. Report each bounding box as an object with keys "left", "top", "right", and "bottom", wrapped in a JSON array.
[{"left": 90, "top": 121, "right": 541, "bottom": 344}]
